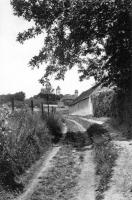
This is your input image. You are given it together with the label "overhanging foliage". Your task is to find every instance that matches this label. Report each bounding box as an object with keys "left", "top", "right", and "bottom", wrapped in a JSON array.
[{"left": 11, "top": 0, "right": 132, "bottom": 91}]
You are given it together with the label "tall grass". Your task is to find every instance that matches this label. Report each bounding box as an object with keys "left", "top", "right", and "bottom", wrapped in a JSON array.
[
  {"left": 0, "top": 110, "right": 52, "bottom": 192},
  {"left": 45, "top": 113, "right": 63, "bottom": 144},
  {"left": 94, "top": 141, "right": 118, "bottom": 200}
]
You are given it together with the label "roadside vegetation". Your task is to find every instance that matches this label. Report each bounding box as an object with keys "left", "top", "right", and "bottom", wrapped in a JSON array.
[
  {"left": 0, "top": 106, "right": 63, "bottom": 199},
  {"left": 64, "top": 131, "right": 90, "bottom": 149},
  {"left": 94, "top": 141, "right": 118, "bottom": 200},
  {"left": 45, "top": 113, "right": 63, "bottom": 144}
]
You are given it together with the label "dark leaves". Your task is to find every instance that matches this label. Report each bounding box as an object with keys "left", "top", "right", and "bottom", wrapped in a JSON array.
[{"left": 11, "top": 0, "right": 132, "bottom": 91}]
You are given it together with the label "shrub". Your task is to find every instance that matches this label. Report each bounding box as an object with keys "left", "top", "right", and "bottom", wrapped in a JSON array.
[
  {"left": 64, "top": 131, "right": 90, "bottom": 149},
  {"left": 45, "top": 114, "right": 63, "bottom": 144},
  {"left": 92, "top": 89, "right": 118, "bottom": 118},
  {"left": 0, "top": 160, "right": 24, "bottom": 192},
  {"left": 87, "top": 123, "right": 108, "bottom": 138}
]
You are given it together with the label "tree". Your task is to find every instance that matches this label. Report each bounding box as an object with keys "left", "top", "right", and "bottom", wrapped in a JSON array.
[
  {"left": 13, "top": 91, "right": 25, "bottom": 101},
  {"left": 40, "top": 78, "right": 54, "bottom": 94},
  {"left": 11, "top": 0, "right": 132, "bottom": 92}
]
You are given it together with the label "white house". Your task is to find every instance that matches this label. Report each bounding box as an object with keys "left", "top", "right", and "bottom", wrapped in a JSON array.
[{"left": 69, "top": 84, "right": 99, "bottom": 116}]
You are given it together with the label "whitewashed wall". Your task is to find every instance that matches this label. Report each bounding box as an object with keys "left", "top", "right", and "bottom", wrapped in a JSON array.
[{"left": 69, "top": 96, "right": 93, "bottom": 116}]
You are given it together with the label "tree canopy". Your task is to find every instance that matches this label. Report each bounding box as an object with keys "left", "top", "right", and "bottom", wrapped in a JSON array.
[
  {"left": 11, "top": 0, "right": 132, "bottom": 91},
  {"left": 0, "top": 91, "right": 25, "bottom": 104}
]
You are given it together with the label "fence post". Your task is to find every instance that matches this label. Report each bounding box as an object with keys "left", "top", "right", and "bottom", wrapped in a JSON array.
[
  {"left": 41, "top": 102, "right": 44, "bottom": 116},
  {"left": 47, "top": 94, "right": 49, "bottom": 117},
  {"left": 31, "top": 100, "right": 34, "bottom": 113},
  {"left": 11, "top": 97, "right": 14, "bottom": 112},
  {"left": 52, "top": 106, "right": 54, "bottom": 114}
]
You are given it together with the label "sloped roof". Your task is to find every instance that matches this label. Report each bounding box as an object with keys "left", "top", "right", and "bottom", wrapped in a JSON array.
[{"left": 70, "top": 83, "right": 100, "bottom": 106}]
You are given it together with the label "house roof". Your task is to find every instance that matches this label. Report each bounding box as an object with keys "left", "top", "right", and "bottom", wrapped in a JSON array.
[{"left": 70, "top": 83, "right": 100, "bottom": 106}]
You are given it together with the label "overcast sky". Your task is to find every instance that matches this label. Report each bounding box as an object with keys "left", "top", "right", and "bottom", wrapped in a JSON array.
[{"left": 0, "top": 0, "right": 94, "bottom": 98}]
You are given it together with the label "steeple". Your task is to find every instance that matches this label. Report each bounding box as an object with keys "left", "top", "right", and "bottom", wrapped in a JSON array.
[{"left": 56, "top": 86, "right": 61, "bottom": 95}]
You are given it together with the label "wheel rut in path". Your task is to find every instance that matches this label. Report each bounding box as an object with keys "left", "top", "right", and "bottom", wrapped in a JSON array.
[
  {"left": 104, "top": 141, "right": 132, "bottom": 200},
  {"left": 15, "top": 146, "right": 60, "bottom": 200},
  {"left": 67, "top": 118, "right": 95, "bottom": 200},
  {"left": 67, "top": 119, "right": 86, "bottom": 132},
  {"left": 79, "top": 117, "right": 104, "bottom": 125}
]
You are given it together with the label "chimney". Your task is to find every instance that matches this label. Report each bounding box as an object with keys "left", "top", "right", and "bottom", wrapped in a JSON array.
[{"left": 56, "top": 86, "right": 61, "bottom": 95}]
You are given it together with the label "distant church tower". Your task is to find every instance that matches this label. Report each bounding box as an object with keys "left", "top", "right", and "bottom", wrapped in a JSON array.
[
  {"left": 75, "top": 90, "right": 78, "bottom": 98},
  {"left": 56, "top": 86, "right": 61, "bottom": 95}
]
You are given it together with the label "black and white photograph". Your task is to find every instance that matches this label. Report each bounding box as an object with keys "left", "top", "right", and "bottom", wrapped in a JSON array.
[{"left": 0, "top": 0, "right": 132, "bottom": 199}]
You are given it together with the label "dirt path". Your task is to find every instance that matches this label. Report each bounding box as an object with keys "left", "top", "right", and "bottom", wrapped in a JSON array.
[
  {"left": 68, "top": 116, "right": 132, "bottom": 200},
  {"left": 79, "top": 117, "right": 104, "bottom": 125},
  {"left": 15, "top": 118, "right": 96, "bottom": 200},
  {"left": 67, "top": 118, "right": 95, "bottom": 200},
  {"left": 76, "top": 149, "right": 95, "bottom": 200},
  {"left": 15, "top": 146, "right": 60, "bottom": 200},
  {"left": 67, "top": 119, "right": 86, "bottom": 132},
  {"left": 104, "top": 140, "right": 132, "bottom": 200},
  {"left": 80, "top": 116, "right": 132, "bottom": 200}
]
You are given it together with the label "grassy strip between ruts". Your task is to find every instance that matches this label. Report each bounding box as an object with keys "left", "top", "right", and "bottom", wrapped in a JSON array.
[
  {"left": 29, "top": 145, "right": 81, "bottom": 200},
  {"left": 94, "top": 140, "right": 118, "bottom": 200}
]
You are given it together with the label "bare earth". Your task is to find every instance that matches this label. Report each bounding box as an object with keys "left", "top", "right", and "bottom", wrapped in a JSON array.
[
  {"left": 104, "top": 140, "right": 132, "bottom": 200},
  {"left": 80, "top": 117, "right": 104, "bottom": 125},
  {"left": 15, "top": 146, "right": 60, "bottom": 200},
  {"left": 67, "top": 118, "right": 95, "bottom": 200},
  {"left": 76, "top": 149, "right": 95, "bottom": 200}
]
